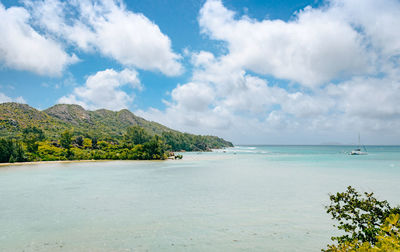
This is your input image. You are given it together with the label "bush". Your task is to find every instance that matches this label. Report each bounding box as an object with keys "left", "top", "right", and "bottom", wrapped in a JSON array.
[
  {"left": 325, "top": 213, "right": 400, "bottom": 251},
  {"left": 0, "top": 138, "right": 26, "bottom": 163},
  {"left": 324, "top": 186, "right": 400, "bottom": 251},
  {"left": 60, "top": 130, "right": 73, "bottom": 149},
  {"left": 38, "top": 141, "right": 66, "bottom": 161},
  {"left": 22, "top": 126, "right": 45, "bottom": 153}
]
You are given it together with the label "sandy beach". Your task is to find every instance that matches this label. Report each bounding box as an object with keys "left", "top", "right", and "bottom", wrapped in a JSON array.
[
  {"left": 0, "top": 159, "right": 171, "bottom": 168},
  {"left": 0, "top": 159, "right": 111, "bottom": 168},
  {"left": 0, "top": 152, "right": 235, "bottom": 168}
]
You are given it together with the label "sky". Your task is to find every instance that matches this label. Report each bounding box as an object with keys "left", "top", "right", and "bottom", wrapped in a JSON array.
[{"left": 1, "top": 0, "right": 400, "bottom": 145}]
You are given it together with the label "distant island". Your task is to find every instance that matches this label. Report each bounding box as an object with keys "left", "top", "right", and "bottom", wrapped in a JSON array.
[{"left": 0, "top": 103, "right": 233, "bottom": 163}]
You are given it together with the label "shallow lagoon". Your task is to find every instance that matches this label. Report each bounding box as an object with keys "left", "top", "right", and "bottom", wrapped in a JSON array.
[{"left": 1, "top": 146, "right": 399, "bottom": 251}]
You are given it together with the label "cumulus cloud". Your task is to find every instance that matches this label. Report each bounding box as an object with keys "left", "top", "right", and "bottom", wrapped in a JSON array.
[
  {"left": 326, "top": 77, "right": 400, "bottom": 120},
  {"left": 59, "top": 68, "right": 141, "bottom": 110},
  {"left": 24, "top": 0, "right": 183, "bottom": 76},
  {"left": 0, "top": 93, "right": 26, "bottom": 104},
  {"left": 138, "top": 0, "right": 400, "bottom": 144},
  {"left": 198, "top": 0, "right": 371, "bottom": 88},
  {"left": 0, "top": 3, "right": 77, "bottom": 76},
  {"left": 329, "top": 0, "right": 400, "bottom": 59},
  {"left": 171, "top": 82, "right": 215, "bottom": 112}
]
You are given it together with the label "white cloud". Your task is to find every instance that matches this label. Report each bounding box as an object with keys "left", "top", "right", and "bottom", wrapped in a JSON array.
[
  {"left": 24, "top": 0, "right": 183, "bottom": 76},
  {"left": 0, "top": 93, "right": 26, "bottom": 104},
  {"left": 329, "top": 0, "right": 400, "bottom": 59},
  {"left": 191, "top": 51, "right": 216, "bottom": 68},
  {"left": 138, "top": 0, "right": 400, "bottom": 144},
  {"left": 198, "top": 0, "right": 371, "bottom": 88},
  {"left": 0, "top": 3, "right": 78, "bottom": 76},
  {"left": 171, "top": 82, "right": 215, "bottom": 112},
  {"left": 58, "top": 68, "right": 141, "bottom": 110},
  {"left": 326, "top": 77, "right": 400, "bottom": 120}
]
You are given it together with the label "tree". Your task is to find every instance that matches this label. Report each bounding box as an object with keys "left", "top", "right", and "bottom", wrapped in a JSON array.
[
  {"left": 142, "top": 135, "right": 168, "bottom": 160},
  {"left": 37, "top": 141, "right": 66, "bottom": 161},
  {"left": 0, "top": 138, "right": 26, "bottom": 163},
  {"left": 22, "top": 127, "right": 45, "bottom": 153},
  {"left": 324, "top": 186, "right": 400, "bottom": 250},
  {"left": 124, "top": 126, "right": 151, "bottom": 145},
  {"left": 60, "top": 130, "right": 73, "bottom": 149},
  {"left": 74, "top": 136, "right": 84, "bottom": 147},
  {"left": 91, "top": 137, "right": 98, "bottom": 149},
  {"left": 82, "top": 138, "right": 92, "bottom": 149}
]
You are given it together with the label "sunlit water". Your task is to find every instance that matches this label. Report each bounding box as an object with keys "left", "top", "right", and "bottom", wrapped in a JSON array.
[{"left": 1, "top": 145, "right": 399, "bottom": 251}]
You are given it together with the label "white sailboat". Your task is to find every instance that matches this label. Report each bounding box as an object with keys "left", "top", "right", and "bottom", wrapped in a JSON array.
[{"left": 350, "top": 133, "right": 368, "bottom": 155}]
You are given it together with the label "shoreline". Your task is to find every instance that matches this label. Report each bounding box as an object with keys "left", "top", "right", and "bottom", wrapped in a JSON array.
[
  {"left": 0, "top": 159, "right": 173, "bottom": 167},
  {"left": 0, "top": 152, "right": 235, "bottom": 167},
  {"left": 0, "top": 159, "right": 116, "bottom": 167}
]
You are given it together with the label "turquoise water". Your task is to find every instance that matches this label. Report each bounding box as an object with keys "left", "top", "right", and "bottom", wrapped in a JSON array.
[{"left": 0, "top": 145, "right": 399, "bottom": 251}]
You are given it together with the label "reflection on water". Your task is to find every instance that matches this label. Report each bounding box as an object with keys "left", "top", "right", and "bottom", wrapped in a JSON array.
[{"left": 0, "top": 146, "right": 399, "bottom": 251}]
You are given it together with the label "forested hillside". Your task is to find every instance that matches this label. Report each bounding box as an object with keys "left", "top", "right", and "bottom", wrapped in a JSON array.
[{"left": 0, "top": 103, "right": 233, "bottom": 162}]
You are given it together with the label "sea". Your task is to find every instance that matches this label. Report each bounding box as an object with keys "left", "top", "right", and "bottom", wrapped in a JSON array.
[{"left": 0, "top": 145, "right": 399, "bottom": 251}]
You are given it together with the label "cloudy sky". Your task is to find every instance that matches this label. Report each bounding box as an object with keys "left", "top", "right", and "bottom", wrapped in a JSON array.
[{"left": 1, "top": 0, "right": 400, "bottom": 145}]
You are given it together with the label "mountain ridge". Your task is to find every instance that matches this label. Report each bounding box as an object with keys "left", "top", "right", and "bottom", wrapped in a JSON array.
[{"left": 0, "top": 102, "right": 233, "bottom": 149}]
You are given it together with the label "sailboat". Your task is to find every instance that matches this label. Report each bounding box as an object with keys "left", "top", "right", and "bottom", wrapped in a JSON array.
[{"left": 350, "top": 133, "right": 368, "bottom": 155}]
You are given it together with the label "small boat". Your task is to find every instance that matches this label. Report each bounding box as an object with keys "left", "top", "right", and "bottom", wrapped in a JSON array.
[
  {"left": 350, "top": 148, "right": 367, "bottom": 155},
  {"left": 350, "top": 134, "right": 367, "bottom": 155}
]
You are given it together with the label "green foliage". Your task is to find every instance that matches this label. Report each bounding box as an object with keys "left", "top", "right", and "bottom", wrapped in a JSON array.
[
  {"left": 0, "top": 138, "right": 26, "bottom": 162},
  {"left": 82, "top": 138, "right": 92, "bottom": 149},
  {"left": 60, "top": 130, "right": 73, "bottom": 149},
  {"left": 98, "top": 140, "right": 108, "bottom": 149},
  {"left": 324, "top": 186, "right": 400, "bottom": 251},
  {"left": 27, "top": 130, "right": 167, "bottom": 161},
  {"left": 0, "top": 103, "right": 233, "bottom": 162},
  {"left": 70, "top": 147, "right": 90, "bottom": 160},
  {"left": 22, "top": 126, "right": 45, "bottom": 153},
  {"left": 43, "top": 104, "right": 172, "bottom": 140},
  {"left": 37, "top": 141, "right": 66, "bottom": 161},
  {"left": 376, "top": 213, "right": 400, "bottom": 251},
  {"left": 0, "top": 103, "right": 70, "bottom": 139},
  {"left": 74, "top": 136, "right": 84, "bottom": 147},
  {"left": 124, "top": 125, "right": 151, "bottom": 145},
  {"left": 142, "top": 135, "right": 168, "bottom": 160},
  {"left": 1, "top": 103, "right": 233, "bottom": 152},
  {"left": 161, "top": 131, "right": 233, "bottom": 152},
  {"left": 91, "top": 137, "right": 98, "bottom": 149},
  {"left": 324, "top": 214, "right": 400, "bottom": 251}
]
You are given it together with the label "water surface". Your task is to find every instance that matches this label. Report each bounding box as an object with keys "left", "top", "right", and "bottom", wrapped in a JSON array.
[{"left": 1, "top": 145, "right": 399, "bottom": 251}]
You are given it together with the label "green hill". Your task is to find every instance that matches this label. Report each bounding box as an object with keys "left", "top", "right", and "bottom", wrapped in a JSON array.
[
  {"left": 0, "top": 103, "right": 69, "bottom": 139},
  {"left": 0, "top": 103, "right": 233, "bottom": 150},
  {"left": 44, "top": 104, "right": 173, "bottom": 139}
]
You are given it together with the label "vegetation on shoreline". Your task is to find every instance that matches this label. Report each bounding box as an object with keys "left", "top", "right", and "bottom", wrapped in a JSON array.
[
  {"left": 0, "top": 103, "right": 233, "bottom": 163},
  {"left": 324, "top": 186, "right": 400, "bottom": 251}
]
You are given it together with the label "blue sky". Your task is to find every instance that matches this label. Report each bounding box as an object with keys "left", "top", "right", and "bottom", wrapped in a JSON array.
[
  {"left": 1, "top": 0, "right": 400, "bottom": 144},
  {"left": 0, "top": 0, "right": 320, "bottom": 110}
]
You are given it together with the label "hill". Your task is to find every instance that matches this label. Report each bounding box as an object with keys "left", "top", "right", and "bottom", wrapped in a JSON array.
[
  {"left": 0, "top": 103, "right": 233, "bottom": 150},
  {"left": 0, "top": 103, "right": 69, "bottom": 138},
  {"left": 44, "top": 104, "right": 172, "bottom": 139}
]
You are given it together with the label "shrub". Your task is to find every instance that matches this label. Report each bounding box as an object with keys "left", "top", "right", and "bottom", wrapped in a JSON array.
[{"left": 324, "top": 186, "right": 400, "bottom": 251}]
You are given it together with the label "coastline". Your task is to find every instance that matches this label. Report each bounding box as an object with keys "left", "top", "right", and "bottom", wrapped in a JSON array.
[
  {"left": 0, "top": 159, "right": 114, "bottom": 167},
  {"left": 0, "top": 151, "right": 235, "bottom": 167},
  {"left": 0, "top": 159, "right": 173, "bottom": 167}
]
